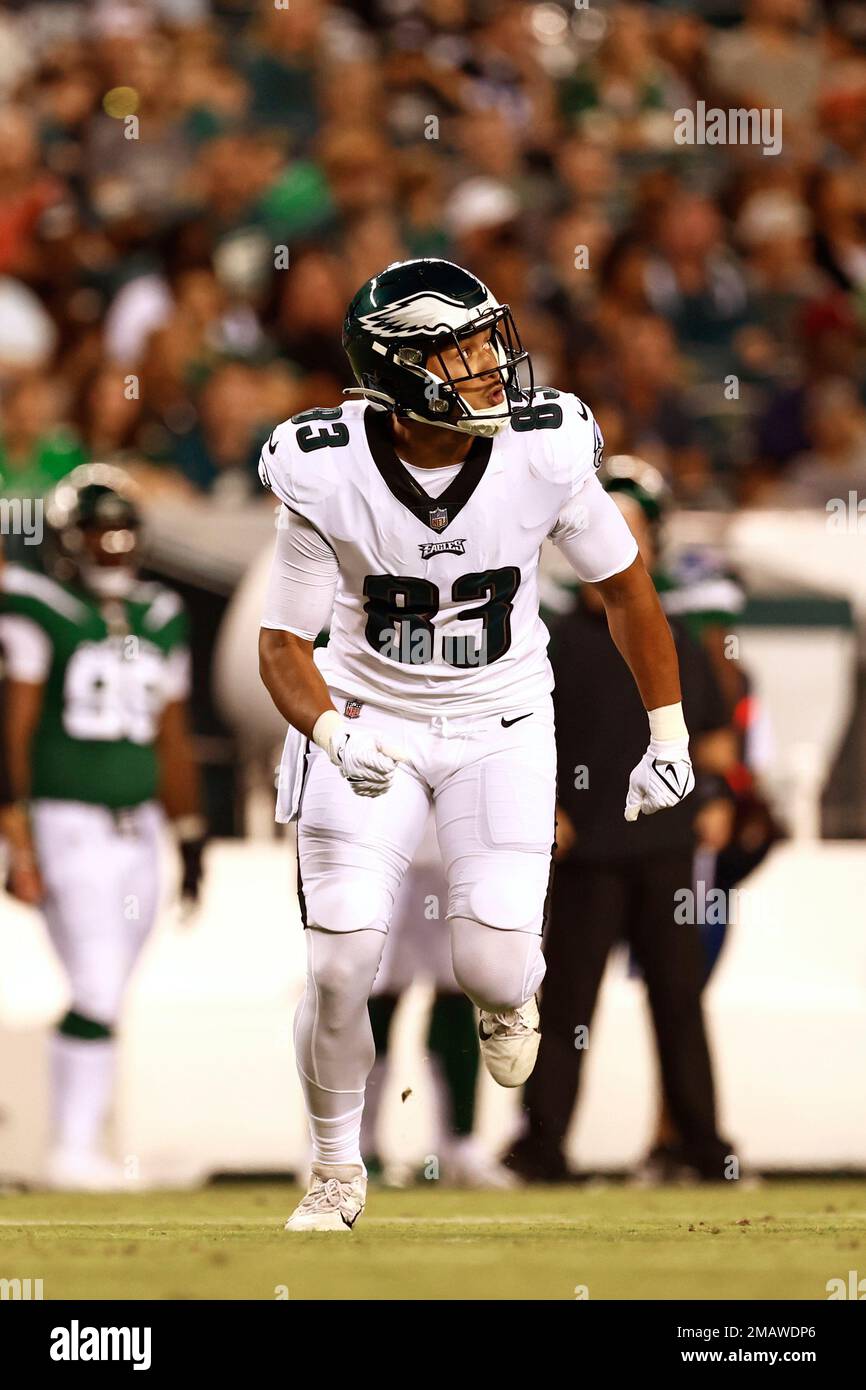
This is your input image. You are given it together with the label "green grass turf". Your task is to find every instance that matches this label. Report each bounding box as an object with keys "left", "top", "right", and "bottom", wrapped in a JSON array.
[{"left": 1, "top": 1179, "right": 864, "bottom": 1300}]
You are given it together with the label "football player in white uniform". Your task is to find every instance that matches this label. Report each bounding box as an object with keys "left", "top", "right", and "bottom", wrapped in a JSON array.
[{"left": 258, "top": 259, "right": 695, "bottom": 1231}]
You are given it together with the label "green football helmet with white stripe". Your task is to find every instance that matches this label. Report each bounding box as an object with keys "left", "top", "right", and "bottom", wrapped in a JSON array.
[{"left": 342, "top": 258, "right": 533, "bottom": 437}]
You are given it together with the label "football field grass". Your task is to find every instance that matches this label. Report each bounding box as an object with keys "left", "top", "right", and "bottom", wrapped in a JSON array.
[{"left": 1, "top": 1179, "right": 864, "bottom": 1300}]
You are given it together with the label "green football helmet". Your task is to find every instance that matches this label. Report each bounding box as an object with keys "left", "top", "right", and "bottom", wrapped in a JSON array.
[
  {"left": 342, "top": 258, "right": 533, "bottom": 437},
  {"left": 602, "top": 455, "right": 671, "bottom": 525},
  {"left": 44, "top": 463, "right": 142, "bottom": 597}
]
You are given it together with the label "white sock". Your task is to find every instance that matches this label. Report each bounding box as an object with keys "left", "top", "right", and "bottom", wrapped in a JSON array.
[
  {"left": 50, "top": 1033, "right": 116, "bottom": 1156},
  {"left": 293, "top": 927, "right": 384, "bottom": 1170},
  {"left": 308, "top": 1103, "right": 366, "bottom": 1168},
  {"left": 360, "top": 1056, "right": 388, "bottom": 1160}
]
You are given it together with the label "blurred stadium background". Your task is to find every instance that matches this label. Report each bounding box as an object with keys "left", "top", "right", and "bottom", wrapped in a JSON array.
[{"left": 0, "top": 0, "right": 865, "bottom": 1190}]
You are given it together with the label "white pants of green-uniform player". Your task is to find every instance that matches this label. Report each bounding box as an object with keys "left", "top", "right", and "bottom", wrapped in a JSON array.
[{"left": 32, "top": 799, "right": 162, "bottom": 1162}]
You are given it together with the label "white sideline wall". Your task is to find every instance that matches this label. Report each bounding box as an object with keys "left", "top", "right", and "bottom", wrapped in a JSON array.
[{"left": 1, "top": 840, "right": 865, "bottom": 1182}]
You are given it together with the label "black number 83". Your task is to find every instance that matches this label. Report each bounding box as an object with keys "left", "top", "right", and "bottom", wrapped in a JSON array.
[{"left": 363, "top": 567, "right": 520, "bottom": 668}]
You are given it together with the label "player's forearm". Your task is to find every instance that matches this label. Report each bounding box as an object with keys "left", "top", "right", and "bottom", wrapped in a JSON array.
[
  {"left": 157, "top": 701, "right": 203, "bottom": 820},
  {"left": 259, "top": 628, "right": 336, "bottom": 738},
  {"left": 3, "top": 680, "right": 42, "bottom": 802},
  {"left": 0, "top": 685, "right": 40, "bottom": 889},
  {"left": 595, "top": 558, "right": 683, "bottom": 714}
]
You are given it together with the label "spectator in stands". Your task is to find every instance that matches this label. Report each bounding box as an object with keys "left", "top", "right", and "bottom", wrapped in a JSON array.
[
  {"left": 773, "top": 377, "right": 866, "bottom": 504},
  {"left": 0, "top": 375, "right": 84, "bottom": 498}
]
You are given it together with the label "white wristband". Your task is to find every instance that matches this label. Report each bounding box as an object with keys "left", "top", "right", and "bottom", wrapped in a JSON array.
[
  {"left": 647, "top": 702, "right": 688, "bottom": 742},
  {"left": 172, "top": 813, "right": 207, "bottom": 841},
  {"left": 312, "top": 709, "right": 344, "bottom": 752}
]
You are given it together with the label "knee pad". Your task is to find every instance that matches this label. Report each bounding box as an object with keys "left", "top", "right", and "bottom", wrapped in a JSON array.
[
  {"left": 450, "top": 917, "right": 546, "bottom": 1011},
  {"left": 303, "top": 876, "right": 391, "bottom": 936},
  {"left": 450, "top": 868, "right": 547, "bottom": 934}
]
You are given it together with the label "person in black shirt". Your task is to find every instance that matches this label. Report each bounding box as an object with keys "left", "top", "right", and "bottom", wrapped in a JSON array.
[{"left": 507, "top": 480, "right": 737, "bottom": 1183}]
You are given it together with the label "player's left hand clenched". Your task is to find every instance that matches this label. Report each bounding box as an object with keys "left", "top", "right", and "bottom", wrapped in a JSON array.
[{"left": 625, "top": 734, "right": 695, "bottom": 821}]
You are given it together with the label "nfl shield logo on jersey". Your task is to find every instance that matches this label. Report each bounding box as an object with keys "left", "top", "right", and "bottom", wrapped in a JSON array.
[
  {"left": 429, "top": 507, "right": 449, "bottom": 531},
  {"left": 344, "top": 698, "right": 363, "bottom": 719}
]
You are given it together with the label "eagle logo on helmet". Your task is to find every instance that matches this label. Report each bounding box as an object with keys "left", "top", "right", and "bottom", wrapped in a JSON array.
[{"left": 357, "top": 291, "right": 492, "bottom": 339}]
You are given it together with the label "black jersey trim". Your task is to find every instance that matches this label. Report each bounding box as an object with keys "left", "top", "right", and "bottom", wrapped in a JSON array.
[
  {"left": 363, "top": 407, "right": 492, "bottom": 533},
  {"left": 296, "top": 737, "right": 311, "bottom": 929}
]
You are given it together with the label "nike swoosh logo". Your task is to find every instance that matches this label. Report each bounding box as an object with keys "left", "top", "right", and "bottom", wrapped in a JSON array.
[
  {"left": 501, "top": 713, "right": 532, "bottom": 728},
  {"left": 652, "top": 758, "right": 689, "bottom": 800},
  {"left": 267, "top": 431, "right": 279, "bottom": 454}
]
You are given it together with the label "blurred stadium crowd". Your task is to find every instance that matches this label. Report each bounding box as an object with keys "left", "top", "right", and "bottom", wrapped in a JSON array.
[{"left": 0, "top": 0, "right": 865, "bottom": 514}]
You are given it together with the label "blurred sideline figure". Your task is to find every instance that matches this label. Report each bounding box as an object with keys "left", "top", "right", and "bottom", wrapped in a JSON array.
[
  {"left": 0, "top": 466, "right": 206, "bottom": 1190},
  {"left": 639, "top": 466, "right": 783, "bottom": 1178},
  {"left": 362, "top": 811, "right": 515, "bottom": 1190},
  {"left": 507, "top": 462, "right": 738, "bottom": 1184}
]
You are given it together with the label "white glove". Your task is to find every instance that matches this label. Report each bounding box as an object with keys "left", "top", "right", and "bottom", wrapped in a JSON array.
[
  {"left": 314, "top": 711, "right": 405, "bottom": 798},
  {"left": 625, "top": 736, "right": 695, "bottom": 821}
]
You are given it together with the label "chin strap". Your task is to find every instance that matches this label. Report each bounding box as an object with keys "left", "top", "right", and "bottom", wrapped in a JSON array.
[
  {"left": 342, "top": 386, "right": 511, "bottom": 437},
  {"left": 342, "top": 388, "right": 508, "bottom": 437},
  {"left": 342, "top": 387, "right": 395, "bottom": 410},
  {"left": 403, "top": 409, "right": 509, "bottom": 438}
]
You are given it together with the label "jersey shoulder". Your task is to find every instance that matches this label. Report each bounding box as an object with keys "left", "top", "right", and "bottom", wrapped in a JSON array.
[
  {"left": 257, "top": 401, "right": 367, "bottom": 513},
  {"left": 510, "top": 389, "right": 604, "bottom": 494},
  {"left": 128, "top": 580, "right": 188, "bottom": 647},
  {"left": 0, "top": 564, "right": 92, "bottom": 633}
]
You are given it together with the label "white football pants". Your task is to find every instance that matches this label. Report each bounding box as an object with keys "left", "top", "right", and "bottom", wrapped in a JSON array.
[
  {"left": 32, "top": 799, "right": 162, "bottom": 1026},
  {"left": 292, "top": 696, "right": 555, "bottom": 1166}
]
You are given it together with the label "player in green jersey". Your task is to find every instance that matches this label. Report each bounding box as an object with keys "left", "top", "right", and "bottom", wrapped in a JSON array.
[{"left": 0, "top": 465, "right": 206, "bottom": 1190}]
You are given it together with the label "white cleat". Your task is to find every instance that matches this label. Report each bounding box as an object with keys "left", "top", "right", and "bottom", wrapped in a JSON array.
[
  {"left": 284, "top": 1163, "right": 367, "bottom": 1232},
  {"left": 45, "top": 1148, "right": 130, "bottom": 1192},
  {"left": 443, "top": 1137, "right": 519, "bottom": 1190},
  {"left": 478, "top": 996, "right": 541, "bottom": 1088}
]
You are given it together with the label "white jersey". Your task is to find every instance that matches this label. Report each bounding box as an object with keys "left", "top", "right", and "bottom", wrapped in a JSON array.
[{"left": 258, "top": 394, "right": 634, "bottom": 719}]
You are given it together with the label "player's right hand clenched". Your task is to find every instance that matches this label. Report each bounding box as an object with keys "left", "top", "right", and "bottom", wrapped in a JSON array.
[{"left": 313, "top": 710, "right": 405, "bottom": 797}]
